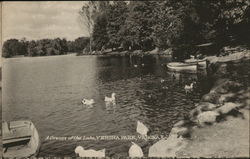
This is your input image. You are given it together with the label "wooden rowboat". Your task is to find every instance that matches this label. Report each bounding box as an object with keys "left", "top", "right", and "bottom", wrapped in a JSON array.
[
  {"left": 2, "top": 120, "right": 40, "bottom": 158},
  {"left": 184, "top": 58, "right": 207, "bottom": 68},
  {"left": 166, "top": 62, "right": 197, "bottom": 73}
]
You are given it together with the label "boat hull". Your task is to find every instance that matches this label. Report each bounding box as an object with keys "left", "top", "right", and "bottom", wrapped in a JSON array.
[
  {"left": 184, "top": 59, "right": 207, "bottom": 68},
  {"left": 167, "top": 62, "right": 197, "bottom": 73},
  {"left": 3, "top": 120, "right": 40, "bottom": 158}
]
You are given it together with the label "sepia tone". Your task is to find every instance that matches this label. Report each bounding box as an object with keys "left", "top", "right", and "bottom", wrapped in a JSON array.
[{"left": 1, "top": 1, "right": 250, "bottom": 158}]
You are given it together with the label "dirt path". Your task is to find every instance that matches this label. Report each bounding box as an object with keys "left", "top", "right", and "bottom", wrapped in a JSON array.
[{"left": 177, "top": 108, "right": 249, "bottom": 158}]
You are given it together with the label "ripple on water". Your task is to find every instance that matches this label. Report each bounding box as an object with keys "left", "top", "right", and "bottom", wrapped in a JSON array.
[{"left": 3, "top": 55, "right": 206, "bottom": 157}]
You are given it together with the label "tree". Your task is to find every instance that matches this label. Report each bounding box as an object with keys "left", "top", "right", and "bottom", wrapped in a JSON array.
[
  {"left": 106, "top": 1, "right": 128, "bottom": 50},
  {"left": 79, "top": 1, "right": 106, "bottom": 53},
  {"left": 74, "top": 37, "right": 90, "bottom": 52},
  {"left": 2, "top": 39, "right": 27, "bottom": 57},
  {"left": 92, "top": 13, "right": 109, "bottom": 51},
  {"left": 194, "top": 0, "right": 250, "bottom": 45},
  {"left": 120, "top": 1, "right": 156, "bottom": 51}
]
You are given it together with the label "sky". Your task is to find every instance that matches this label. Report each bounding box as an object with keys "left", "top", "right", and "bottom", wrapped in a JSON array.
[{"left": 2, "top": 1, "right": 89, "bottom": 42}]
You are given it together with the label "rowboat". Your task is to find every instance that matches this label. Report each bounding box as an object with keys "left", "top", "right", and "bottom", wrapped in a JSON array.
[
  {"left": 184, "top": 58, "right": 207, "bottom": 68},
  {"left": 2, "top": 120, "right": 40, "bottom": 158},
  {"left": 166, "top": 62, "right": 197, "bottom": 73}
]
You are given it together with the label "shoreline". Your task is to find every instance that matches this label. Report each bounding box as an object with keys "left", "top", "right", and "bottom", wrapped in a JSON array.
[
  {"left": 77, "top": 48, "right": 173, "bottom": 57},
  {"left": 148, "top": 51, "right": 250, "bottom": 158}
]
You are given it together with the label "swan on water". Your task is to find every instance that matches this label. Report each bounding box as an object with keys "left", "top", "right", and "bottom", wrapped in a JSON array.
[
  {"left": 162, "top": 86, "right": 169, "bottom": 90},
  {"left": 133, "top": 64, "right": 138, "bottom": 68},
  {"left": 75, "top": 146, "right": 84, "bottom": 154},
  {"left": 105, "top": 93, "right": 116, "bottom": 103},
  {"left": 160, "top": 79, "right": 166, "bottom": 83},
  {"left": 136, "top": 120, "right": 149, "bottom": 136},
  {"left": 128, "top": 142, "right": 144, "bottom": 158},
  {"left": 82, "top": 98, "right": 95, "bottom": 105},
  {"left": 184, "top": 82, "right": 196, "bottom": 94},
  {"left": 75, "top": 146, "right": 105, "bottom": 157}
]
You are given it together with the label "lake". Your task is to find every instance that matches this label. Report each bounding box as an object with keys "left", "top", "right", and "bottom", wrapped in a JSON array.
[{"left": 2, "top": 54, "right": 210, "bottom": 157}]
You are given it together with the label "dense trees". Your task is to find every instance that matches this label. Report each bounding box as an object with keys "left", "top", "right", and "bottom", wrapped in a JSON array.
[
  {"left": 2, "top": 37, "right": 89, "bottom": 58},
  {"left": 106, "top": 1, "right": 128, "bottom": 50},
  {"left": 2, "top": 39, "right": 27, "bottom": 57},
  {"left": 81, "top": 0, "right": 250, "bottom": 57},
  {"left": 3, "top": 1, "right": 249, "bottom": 58}
]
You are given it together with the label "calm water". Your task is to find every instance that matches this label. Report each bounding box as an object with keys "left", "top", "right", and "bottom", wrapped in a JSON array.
[{"left": 2, "top": 54, "right": 209, "bottom": 157}]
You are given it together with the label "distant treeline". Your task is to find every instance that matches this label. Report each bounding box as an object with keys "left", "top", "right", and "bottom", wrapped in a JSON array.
[
  {"left": 81, "top": 1, "right": 250, "bottom": 57},
  {"left": 2, "top": 37, "right": 89, "bottom": 58}
]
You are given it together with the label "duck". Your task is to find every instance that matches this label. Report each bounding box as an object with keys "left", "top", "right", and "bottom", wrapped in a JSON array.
[
  {"left": 128, "top": 142, "right": 144, "bottom": 158},
  {"left": 75, "top": 146, "right": 105, "bottom": 157},
  {"left": 141, "top": 63, "right": 145, "bottom": 67},
  {"left": 75, "top": 146, "right": 83, "bottom": 154},
  {"left": 160, "top": 79, "right": 166, "bottom": 83},
  {"left": 162, "top": 86, "right": 169, "bottom": 90},
  {"left": 184, "top": 82, "right": 196, "bottom": 94},
  {"left": 104, "top": 93, "right": 116, "bottom": 103},
  {"left": 136, "top": 120, "right": 149, "bottom": 136},
  {"left": 133, "top": 64, "right": 138, "bottom": 68},
  {"left": 82, "top": 98, "right": 95, "bottom": 105}
]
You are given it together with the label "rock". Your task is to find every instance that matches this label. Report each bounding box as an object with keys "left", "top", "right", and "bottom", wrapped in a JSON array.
[
  {"left": 148, "top": 134, "right": 187, "bottom": 157},
  {"left": 149, "top": 47, "right": 159, "bottom": 54},
  {"left": 237, "top": 88, "right": 250, "bottom": 100},
  {"left": 177, "top": 128, "right": 191, "bottom": 138},
  {"left": 218, "top": 93, "right": 236, "bottom": 104},
  {"left": 197, "top": 111, "right": 220, "bottom": 126},
  {"left": 201, "top": 92, "right": 221, "bottom": 104},
  {"left": 77, "top": 147, "right": 106, "bottom": 158},
  {"left": 210, "top": 77, "right": 242, "bottom": 92},
  {"left": 189, "top": 108, "right": 202, "bottom": 121},
  {"left": 216, "top": 102, "right": 242, "bottom": 115},
  {"left": 212, "top": 80, "right": 243, "bottom": 94},
  {"left": 163, "top": 48, "right": 173, "bottom": 55},
  {"left": 213, "top": 63, "right": 228, "bottom": 78},
  {"left": 129, "top": 142, "right": 144, "bottom": 158},
  {"left": 170, "top": 126, "right": 192, "bottom": 138},
  {"left": 197, "top": 102, "right": 218, "bottom": 111},
  {"left": 171, "top": 127, "right": 187, "bottom": 135},
  {"left": 173, "top": 120, "right": 187, "bottom": 128},
  {"left": 244, "top": 99, "right": 250, "bottom": 109}
]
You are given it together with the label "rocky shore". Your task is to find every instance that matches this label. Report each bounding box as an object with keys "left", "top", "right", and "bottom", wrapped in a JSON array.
[
  {"left": 77, "top": 48, "right": 173, "bottom": 56},
  {"left": 148, "top": 51, "right": 250, "bottom": 158}
]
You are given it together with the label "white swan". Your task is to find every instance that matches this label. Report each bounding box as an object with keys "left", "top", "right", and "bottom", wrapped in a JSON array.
[
  {"left": 105, "top": 93, "right": 116, "bottom": 103},
  {"left": 162, "top": 86, "right": 169, "bottom": 90},
  {"left": 134, "top": 64, "right": 138, "bottom": 68},
  {"left": 136, "top": 121, "right": 149, "bottom": 136},
  {"left": 75, "top": 146, "right": 84, "bottom": 154},
  {"left": 129, "top": 142, "right": 144, "bottom": 158},
  {"left": 82, "top": 98, "right": 95, "bottom": 105},
  {"left": 184, "top": 82, "right": 195, "bottom": 94},
  {"left": 160, "top": 79, "right": 166, "bottom": 83},
  {"left": 75, "top": 146, "right": 105, "bottom": 157}
]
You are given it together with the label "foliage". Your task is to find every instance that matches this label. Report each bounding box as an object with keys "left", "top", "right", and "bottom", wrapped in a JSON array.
[
  {"left": 78, "top": 0, "right": 250, "bottom": 57},
  {"left": 2, "top": 39, "right": 27, "bottom": 57},
  {"left": 120, "top": 1, "right": 156, "bottom": 51},
  {"left": 106, "top": 1, "right": 128, "bottom": 50},
  {"left": 2, "top": 37, "right": 90, "bottom": 58},
  {"left": 92, "top": 13, "right": 109, "bottom": 51}
]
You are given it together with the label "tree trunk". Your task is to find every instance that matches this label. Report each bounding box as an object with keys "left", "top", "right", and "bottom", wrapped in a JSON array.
[{"left": 89, "top": 36, "right": 92, "bottom": 53}]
